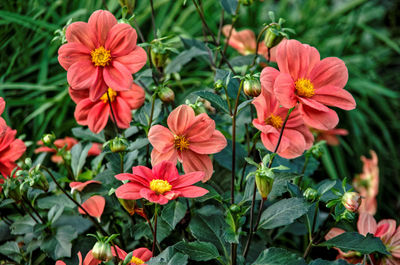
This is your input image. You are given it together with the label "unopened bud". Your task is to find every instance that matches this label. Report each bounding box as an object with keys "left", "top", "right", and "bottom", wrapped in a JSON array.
[
  {"left": 229, "top": 204, "right": 240, "bottom": 214},
  {"left": 243, "top": 78, "right": 261, "bottom": 97},
  {"left": 303, "top": 188, "right": 319, "bottom": 202},
  {"left": 28, "top": 169, "right": 49, "bottom": 192},
  {"left": 342, "top": 192, "right": 361, "bottom": 212},
  {"left": 151, "top": 47, "right": 169, "bottom": 69},
  {"left": 214, "top": 80, "right": 224, "bottom": 90},
  {"left": 158, "top": 86, "right": 175, "bottom": 103},
  {"left": 42, "top": 133, "right": 56, "bottom": 146},
  {"left": 118, "top": 198, "right": 136, "bottom": 215},
  {"left": 3, "top": 178, "right": 22, "bottom": 203},
  {"left": 264, "top": 25, "right": 284, "bottom": 49},
  {"left": 92, "top": 242, "right": 113, "bottom": 262},
  {"left": 255, "top": 171, "right": 274, "bottom": 200},
  {"left": 109, "top": 137, "right": 128, "bottom": 153}
]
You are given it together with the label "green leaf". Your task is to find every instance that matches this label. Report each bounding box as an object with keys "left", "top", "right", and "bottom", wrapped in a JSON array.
[
  {"left": 10, "top": 215, "right": 36, "bottom": 235},
  {"left": 174, "top": 241, "right": 219, "bottom": 261},
  {"left": 259, "top": 198, "right": 311, "bottom": 230},
  {"left": 165, "top": 47, "right": 209, "bottom": 74},
  {"left": 147, "top": 246, "right": 188, "bottom": 265},
  {"left": 309, "top": 259, "right": 352, "bottom": 265},
  {"left": 253, "top": 247, "right": 306, "bottom": 265},
  {"left": 0, "top": 241, "right": 22, "bottom": 263},
  {"left": 317, "top": 180, "right": 337, "bottom": 196},
  {"left": 219, "top": 0, "right": 238, "bottom": 15},
  {"left": 215, "top": 69, "right": 240, "bottom": 98},
  {"left": 40, "top": 225, "right": 77, "bottom": 259},
  {"left": 192, "top": 90, "right": 229, "bottom": 114},
  {"left": 71, "top": 142, "right": 92, "bottom": 177},
  {"left": 48, "top": 205, "right": 64, "bottom": 223},
  {"left": 161, "top": 200, "right": 187, "bottom": 229},
  {"left": 71, "top": 127, "right": 105, "bottom": 142},
  {"left": 319, "top": 232, "right": 390, "bottom": 255}
]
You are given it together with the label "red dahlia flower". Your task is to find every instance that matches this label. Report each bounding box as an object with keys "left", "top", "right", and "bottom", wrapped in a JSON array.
[
  {"left": 111, "top": 246, "right": 152, "bottom": 265},
  {"left": 69, "top": 83, "right": 144, "bottom": 133},
  {"left": 115, "top": 161, "right": 208, "bottom": 205},
  {"left": 58, "top": 10, "right": 147, "bottom": 101},
  {"left": 261, "top": 39, "right": 356, "bottom": 130},
  {"left": 35, "top": 137, "right": 102, "bottom": 163},
  {"left": 252, "top": 88, "right": 313, "bottom": 158},
  {"left": 148, "top": 104, "right": 227, "bottom": 181}
]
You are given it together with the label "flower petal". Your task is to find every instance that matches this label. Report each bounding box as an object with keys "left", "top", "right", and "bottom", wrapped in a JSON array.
[
  {"left": 175, "top": 186, "right": 209, "bottom": 198},
  {"left": 58, "top": 42, "right": 90, "bottom": 70},
  {"left": 276, "top": 129, "right": 307, "bottom": 159},
  {"left": 181, "top": 150, "right": 213, "bottom": 182},
  {"left": 357, "top": 212, "right": 377, "bottom": 236},
  {"left": 132, "top": 248, "right": 152, "bottom": 261},
  {"left": 111, "top": 245, "right": 127, "bottom": 261},
  {"left": 310, "top": 57, "right": 348, "bottom": 89},
  {"left": 140, "top": 188, "right": 169, "bottom": 205},
  {"left": 75, "top": 99, "right": 95, "bottom": 126},
  {"left": 377, "top": 219, "right": 397, "bottom": 243},
  {"left": 152, "top": 160, "right": 179, "bottom": 182},
  {"left": 70, "top": 180, "right": 101, "bottom": 192},
  {"left": 170, "top": 171, "right": 204, "bottom": 189},
  {"left": 115, "top": 183, "right": 143, "bottom": 200},
  {"left": 88, "top": 10, "right": 117, "bottom": 46},
  {"left": 148, "top": 125, "right": 175, "bottom": 153},
  {"left": 151, "top": 148, "right": 178, "bottom": 166},
  {"left": 69, "top": 87, "right": 89, "bottom": 104},
  {"left": 119, "top": 82, "right": 145, "bottom": 109},
  {"left": 87, "top": 102, "right": 109, "bottom": 133},
  {"left": 299, "top": 103, "right": 339, "bottom": 130},
  {"left": 105, "top": 23, "right": 137, "bottom": 56},
  {"left": 167, "top": 105, "right": 195, "bottom": 135},
  {"left": 325, "top": 228, "right": 346, "bottom": 240},
  {"left": 79, "top": 195, "right": 105, "bottom": 219},
  {"left": 66, "top": 22, "right": 97, "bottom": 50},
  {"left": 185, "top": 114, "right": 215, "bottom": 143},
  {"left": 274, "top": 73, "right": 297, "bottom": 108},
  {"left": 89, "top": 69, "right": 108, "bottom": 102},
  {"left": 260, "top": 67, "right": 280, "bottom": 93},
  {"left": 222, "top": 25, "right": 256, "bottom": 55},
  {"left": 188, "top": 130, "right": 227, "bottom": 154},
  {"left": 103, "top": 61, "right": 133, "bottom": 91},
  {"left": 83, "top": 250, "right": 101, "bottom": 265},
  {"left": 114, "top": 46, "right": 147, "bottom": 74},
  {"left": 113, "top": 97, "right": 132, "bottom": 129},
  {"left": 312, "top": 85, "right": 356, "bottom": 110},
  {"left": 67, "top": 60, "right": 98, "bottom": 90}
]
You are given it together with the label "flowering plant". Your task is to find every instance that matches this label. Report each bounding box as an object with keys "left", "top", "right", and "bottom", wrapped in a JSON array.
[{"left": 0, "top": 2, "right": 397, "bottom": 265}]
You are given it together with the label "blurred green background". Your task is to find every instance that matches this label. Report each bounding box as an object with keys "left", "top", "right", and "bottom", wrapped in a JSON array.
[{"left": 0, "top": 0, "right": 399, "bottom": 220}]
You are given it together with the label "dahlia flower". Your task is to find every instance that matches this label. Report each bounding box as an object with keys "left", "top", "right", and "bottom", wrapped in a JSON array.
[
  {"left": 148, "top": 104, "right": 226, "bottom": 181},
  {"left": 69, "top": 82, "right": 144, "bottom": 133},
  {"left": 58, "top": 10, "right": 147, "bottom": 101},
  {"left": 70, "top": 180, "right": 102, "bottom": 193},
  {"left": 115, "top": 160, "right": 208, "bottom": 205},
  {"left": 252, "top": 88, "right": 314, "bottom": 159},
  {"left": 111, "top": 246, "right": 152, "bottom": 265},
  {"left": 262, "top": 39, "right": 356, "bottom": 130},
  {"left": 78, "top": 195, "right": 105, "bottom": 222},
  {"left": 315, "top": 128, "right": 348, "bottom": 146}
]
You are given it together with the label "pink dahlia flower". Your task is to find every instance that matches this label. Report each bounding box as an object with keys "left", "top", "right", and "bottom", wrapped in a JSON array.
[
  {"left": 222, "top": 24, "right": 278, "bottom": 62},
  {"left": 326, "top": 213, "right": 400, "bottom": 265},
  {"left": 115, "top": 161, "right": 209, "bottom": 205},
  {"left": 70, "top": 180, "right": 102, "bottom": 193},
  {"left": 353, "top": 150, "right": 379, "bottom": 215},
  {"left": 35, "top": 137, "right": 102, "bottom": 163},
  {"left": 69, "top": 82, "right": 145, "bottom": 134},
  {"left": 58, "top": 10, "right": 147, "bottom": 101},
  {"left": 315, "top": 128, "right": 348, "bottom": 146},
  {"left": 148, "top": 104, "right": 227, "bottom": 181},
  {"left": 252, "top": 88, "right": 314, "bottom": 159},
  {"left": 262, "top": 39, "right": 356, "bottom": 130},
  {"left": 78, "top": 195, "right": 105, "bottom": 222}
]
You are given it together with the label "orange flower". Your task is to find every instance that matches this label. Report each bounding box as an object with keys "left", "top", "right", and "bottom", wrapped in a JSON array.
[
  {"left": 78, "top": 195, "right": 105, "bottom": 222},
  {"left": 353, "top": 150, "right": 379, "bottom": 215}
]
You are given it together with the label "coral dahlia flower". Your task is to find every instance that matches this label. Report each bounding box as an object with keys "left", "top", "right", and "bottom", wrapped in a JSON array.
[
  {"left": 35, "top": 137, "right": 102, "bottom": 163},
  {"left": 58, "top": 10, "right": 147, "bottom": 101},
  {"left": 315, "top": 128, "right": 348, "bottom": 146},
  {"left": 78, "top": 195, "right": 105, "bottom": 222},
  {"left": 148, "top": 105, "right": 227, "bottom": 181},
  {"left": 222, "top": 24, "right": 278, "bottom": 62},
  {"left": 252, "top": 88, "right": 313, "bottom": 159},
  {"left": 326, "top": 213, "right": 400, "bottom": 265},
  {"left": 353, "top": 150, "right": 379, "bottom": 215},
  {"left": 262, "top": 39, "right": 356, "bottom": 130},
  {"left": 115, "top": 161, "right": 209, "bottom": 205},
  {"left": 69, "top": 83, "right": 145, "bottom": 133},
  {"left": 111, "top": 246, "right": 152, "bottom": 265}
]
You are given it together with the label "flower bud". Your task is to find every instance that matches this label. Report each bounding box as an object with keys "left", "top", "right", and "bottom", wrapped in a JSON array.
[
  {"left": 150, "top": 47, "right": 169, "bottom": 69},
  {"left": 42, "top": 133, "right": 56, "bottom": 146},
  {"left": 264, "top": 25, "right": 284, "bottom": 49},
  {"left": 118, "top": 198, "right": 136, "bottom": 215},
  {"left": 214, "top": 80, "right": 224, "bottom": 90},
  {"left": 92, "top": 241, "right": 113, "bottom": 262},
  {"left": 158, "top": 86, "right": 175, "bottom": 103},
  {"left": 243, "top": 78, "right": 261, "bottom": 97},
  {"left": 255, "top": 171, "right": 274, "bottom": 200},
  {"left": 3, "top": 178, "right": 22, "bottom": 203},
  {"left": 303, "top": 187, "right": 319, "bottom": 202},
  {"left": 229, "top": 204, "right": 241, "bottom": 214},
  {"left": 342, "top": 191, "right": 361, "bottom": 212},
  {"left": 28, "top": 169, "right": 49, "bottom": 192},
  {"left": 109, "top": 137, "right": 129, "bottom": 153}
]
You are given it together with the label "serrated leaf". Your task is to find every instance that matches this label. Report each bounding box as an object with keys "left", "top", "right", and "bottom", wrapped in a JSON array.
[
  {"left": 253, "top": 247, "right": 306, "bottom": 265},
  {"left": 319, "top": 232, "right": 390, "bottom": 255},
  {"left": 10, "top": 215, "right": 36, "bottom": 235},
  {"left": 0, "top": 241, "right": 21, "bottom": 263},
  {"left": 259, "top": 198, "right": 310, "bottom": 230},
  {"left": 161, "top": 200, "right": 187, "bottom": 229},
  {"left": 192, "top": 90, "right": 229, "bottom": 114},
  {"left": 174, "top": 241, "right": 219, "bottom": 261}
]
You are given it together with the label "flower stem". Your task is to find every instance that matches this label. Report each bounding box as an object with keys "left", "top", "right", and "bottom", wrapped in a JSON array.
[
  {"left": 145, "top": 93, "right": 157, "bottom": 167},
  {"left": 218, "top": 3, "right": 241, "bottom": 67},
  {"left": 152, "top": 205, "right": 159, "bottom": 254},
  {"left": 243, "top": 107, "right": 294, "bottom": 258},
  {"left": 249, "top": 23, "right": 278, "bottom": 69},
  {"left": 107, "top": 90, "right": 120, "bottom": 136}
]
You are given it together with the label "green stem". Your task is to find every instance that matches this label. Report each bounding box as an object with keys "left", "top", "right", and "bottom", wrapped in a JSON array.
[
  {"left": 152, "top": 205, "right": 159, "bottom": 254},
  {"left": 107, "top": 90, "right": 120, "bottom": 136},
  {"left": 145, "top": 93, "right": 157, "bottom": 167}
]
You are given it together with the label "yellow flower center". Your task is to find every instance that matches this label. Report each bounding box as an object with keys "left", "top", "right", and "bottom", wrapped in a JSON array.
[
  {"left": 91, "top": 46, "right": 111, "bottom": 67},
  {"left": 265, "top": 114, "right": 283, "bottom": 129},
  {"left": 174, "top": 135, "right": 189, "bottom": 151},
  {"left": 295, "top": 78, "right": 315, "bottom": 98},
  {"left": 130, "top": 256, "right": 145, "bottom": 264},
  {"left": 150, "top": 179, "right": 172, "bottom": 194},
  {"left": 100, "top": 88, "right": 117, "bottom": 103}
]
